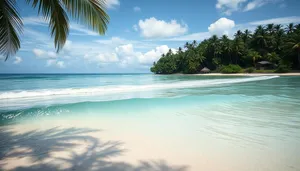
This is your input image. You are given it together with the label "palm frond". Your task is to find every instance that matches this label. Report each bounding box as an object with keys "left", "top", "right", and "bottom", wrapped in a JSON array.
[
  {"left": 27, "top": 0, "right": 69, "bottom": 52},
  {"left": 293, "top": 43, "right": 300, "bottom": 50},
  {"left": 0, "top": 0, "right": 22, "bottom": 60},
  {"left": 61, "top": 0, "right": 109, "bottom": 35}
]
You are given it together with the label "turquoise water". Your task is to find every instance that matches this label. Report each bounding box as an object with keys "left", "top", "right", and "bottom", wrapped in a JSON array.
[
  {"left": 0, "top": 74, "right": 300, "bottom": 170},
  {"left": 1, "top": 74, "right": 300, "bottom": 129}
]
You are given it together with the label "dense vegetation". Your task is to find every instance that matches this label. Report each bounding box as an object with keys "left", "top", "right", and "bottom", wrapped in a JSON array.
[{"left": 150, "top": 23, "right": 300, "bottom": 74}]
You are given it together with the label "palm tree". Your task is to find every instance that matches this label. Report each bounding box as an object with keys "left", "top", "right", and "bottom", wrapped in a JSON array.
[
  {"left": 208, "top": 35, "right": 219, "bottom": 58},
  {"left": 167, "top": 49, "right": 173, "bottom": 56},
  {"left": 286, "top": 33, "right": 300, "bottom": 66},
  {"left": 253, "top": 25, "right": 269, "bottom": 55},
  {"left": 266, "top": 52, "right": 280, "bottom": 64},
  {"left": 178, "top": 47, "right": 182, "bottom": 53},
  {"left": 192, "top": 40, "right": 197, "bottom": 48},
  {"left": 274, "top": 24, "right": 282, "bottom": 33},
  {"left": 0, "top": 0, "right": 109, "bottom": 60},
  {"left": 286, "top": 23, "right": 294, "bottom": 34},
  {"left": 248, "top": 50, "right": 261, "bottom": 67},
  {"left": 196, "top": 53, "right": 206, "bottom": 64},
  {"left": 176, "top": 47, "right": 184, "bottom": 71},
  {"left": 242, "top": 29, "right": 252, "bottom": 47},
  {"left": 225, "top": 42, "right": 233, "bottom": 64},
  {"left": 243, "top": 29, "right": 251, "bottom": 41},
  {"left": 274, "top": 29, "right": 284, "bottom": 52},
  {"left": 266, "top": 23, "right": 275, "bottom": 34},
  {"left": 234, "top": 30, "right": 243, "bottom": 39},
  {"left": 265, "top": 23, "right": 277, "bottom": 52},
  {"left": 220, "top": 35, "right": 228, "bottom": 45},
  {"left": 221, "top": 35, "right": 232, "bottom": 64},
  {"left": 254, "top": 25, "right": 265, "bottom": 36},
  {"left": 232, "top": 38, "right": 244, "bottom": 64},
  {"left": 295, "top": 24, "right": 300, "bottom": 31},
  {"left": 184, "top": 42, "right": 190, "bottom": 49}
]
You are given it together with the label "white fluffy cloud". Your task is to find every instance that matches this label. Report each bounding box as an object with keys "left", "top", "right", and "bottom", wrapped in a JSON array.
[
  {"left": 133, "top": 6, "right": 141, "bottom": 12},
  {"left": 105, "top": 0, "right": 120, "bottom": 9},
  {"left": 115, "top": 44, "right": 135, "bottom": 55},
  {"left": 13, "top": 56, "right": 22, "bottom": 64},
  {"left": 117, "top": 44, "right": 175, "bottom": 66},
  {"left": 137, "top": 17, "right": 188, "bottom": 38},
  {"left": 84, "top": 53, "right": 119, "bottom": 64},
  {"left": 115, "top": 44, "right": 137, "bottom": 67},
  {"left": 137, "top": 45, "right": 172, "bottom": 65},
  {"left": 61, "top": 36, "right": 157, "bottom": 62},
  {"left": 208, "top": 18, "right": 235, "bottom": 36},
  {"left": 82, "top": 43, "right": 174, "bottom": 68},
  {"left": 168, "top": 16, "right": 300, "bottom": 42},
  {"left": 47, "top": 59, "right": 65, "bottom": 68},
  {"left": 33, "top": 49, "right": 57, "bottom": 59}
]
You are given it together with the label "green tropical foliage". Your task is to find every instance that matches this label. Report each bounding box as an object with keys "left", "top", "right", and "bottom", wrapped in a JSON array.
[
  {"left": 151, "top": 23, "right": 300, "bottom": 74},
  {"left": 247, "top": 50, "right": 261, "bottom": 67},
  {"left": 0, "top": 0, "right": 109, "bottom": 60},
  {"left": 220, "top": 64, "right": 242, "bottom": 73}
]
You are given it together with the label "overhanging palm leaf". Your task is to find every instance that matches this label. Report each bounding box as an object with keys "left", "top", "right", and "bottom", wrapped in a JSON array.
[
  {"left": 1, "top": 0, "right": 109, "bottom": 60},
  {"left": 26, "top": 0, "right": 109, "bottom": 52},
  {"left": 61, "top": 0, "right": 109, "bottom": 35},
  {"left": 0, "top": 0, "right": 22, "bottom": 61},
  {"left": 27, "top": 0, "right": 69, "bottom": 52}
]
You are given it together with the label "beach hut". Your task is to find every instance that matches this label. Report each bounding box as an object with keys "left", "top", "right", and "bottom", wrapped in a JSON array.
[
  {"left": 200, "top": 67, "right": 210, "bottom": 73},
  {"left": 256, "top": 61, "right": 274, "bottom": 70}
]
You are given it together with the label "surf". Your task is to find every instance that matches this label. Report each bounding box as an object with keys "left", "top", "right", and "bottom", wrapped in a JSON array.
[{"left": 0, "top": 76, "right": 279, "bottom": 100}]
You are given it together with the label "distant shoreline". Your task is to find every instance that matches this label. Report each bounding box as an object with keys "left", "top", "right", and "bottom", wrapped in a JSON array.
[{"left": 175, "top": 73, "right": 300, "bottom": 76}]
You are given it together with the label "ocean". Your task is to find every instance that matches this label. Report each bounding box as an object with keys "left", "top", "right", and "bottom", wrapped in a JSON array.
[{"left": 0, "top": 74, "right": 300, "bottom": 171}]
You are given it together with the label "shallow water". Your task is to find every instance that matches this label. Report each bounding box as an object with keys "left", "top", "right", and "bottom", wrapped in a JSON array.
[{"left": 0, "top": 74, "right": 300, "bottom": 171}]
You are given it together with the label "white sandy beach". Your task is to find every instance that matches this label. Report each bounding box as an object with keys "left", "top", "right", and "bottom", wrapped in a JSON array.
[
  {"left": 194, "top": 73, "right": 300, "bottom": 76},
  {"left": 1, "top": 112, "right": 299, "bottom": 171}
]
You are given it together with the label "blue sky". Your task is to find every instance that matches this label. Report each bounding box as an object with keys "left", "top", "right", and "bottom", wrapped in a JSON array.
[{"left": 1, "top": 0, "right": 300, "bottom": 73}]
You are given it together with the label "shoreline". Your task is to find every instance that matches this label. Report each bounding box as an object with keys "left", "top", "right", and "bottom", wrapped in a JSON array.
[
  {"left": 1, "top": 75, "right": 300, "bottom": 171},
  {"left": 173, "top": 73, "right": 300, "bottom": 76}
]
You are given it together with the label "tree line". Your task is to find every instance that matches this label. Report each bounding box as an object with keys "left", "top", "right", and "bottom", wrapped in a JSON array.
[{"left": 150, "top": 23, "right": 300, "bottom": 74}]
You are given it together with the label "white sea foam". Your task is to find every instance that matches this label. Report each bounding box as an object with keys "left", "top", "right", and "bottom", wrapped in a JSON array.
[{"left": 0, "top": 76, "right": 279, "bottom": 100}]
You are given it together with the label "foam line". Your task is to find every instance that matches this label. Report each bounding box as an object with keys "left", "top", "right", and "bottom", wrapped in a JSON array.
[{"left": 0, "top": 76, "right": 279, "bottom": 100}]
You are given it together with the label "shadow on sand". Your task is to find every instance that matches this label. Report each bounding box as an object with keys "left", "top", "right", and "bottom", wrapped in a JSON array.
[{"left": 0, "top": 126, "right": 188, "bottom": 171}]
